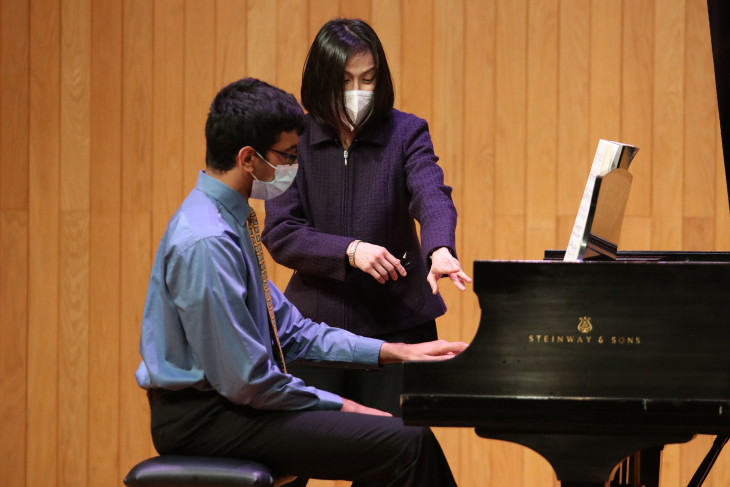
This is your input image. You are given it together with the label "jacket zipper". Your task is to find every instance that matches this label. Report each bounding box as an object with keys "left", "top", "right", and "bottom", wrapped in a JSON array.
[{"left": 342, "top": 144, "right": 351, "bottom": 330}]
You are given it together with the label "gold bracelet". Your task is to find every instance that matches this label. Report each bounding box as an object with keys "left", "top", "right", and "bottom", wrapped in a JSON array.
[{"left": 347, "top": 239, "right": 362, "bottom": 267}]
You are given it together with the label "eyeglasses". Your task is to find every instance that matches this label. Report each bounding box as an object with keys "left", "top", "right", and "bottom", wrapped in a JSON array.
[{"left": 268, "top": 148, "right": 298, "bottom": 165}]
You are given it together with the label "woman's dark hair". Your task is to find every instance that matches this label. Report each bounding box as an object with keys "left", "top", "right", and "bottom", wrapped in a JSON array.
[
  {"left": 205, "top": 78, "right": 305, "bottom": 172},
  {"left": 301, "top": 18, "right": 394, "bottom": 131}
]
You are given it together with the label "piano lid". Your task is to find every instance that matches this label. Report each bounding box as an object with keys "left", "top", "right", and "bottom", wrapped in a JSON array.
[{"left": 708, "top": 0, "right": 730, "bottom": 213}]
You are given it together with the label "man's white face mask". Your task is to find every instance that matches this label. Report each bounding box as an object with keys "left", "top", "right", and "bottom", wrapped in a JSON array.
[
  {"left": 344, "top": 90, "right": 374, "bottom": 129},
  {"left": 250, "top": 151, "right": 298, "bottom": 200}
]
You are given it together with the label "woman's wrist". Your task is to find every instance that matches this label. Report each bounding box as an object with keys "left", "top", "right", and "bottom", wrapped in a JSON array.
[{"left": 347, "top": 239, "right": 362, "bottom": 267}]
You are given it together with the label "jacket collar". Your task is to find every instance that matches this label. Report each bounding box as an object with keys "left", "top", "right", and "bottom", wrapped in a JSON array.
[{"left": 306, "top": 112, "right": 393, "bottom": 147}]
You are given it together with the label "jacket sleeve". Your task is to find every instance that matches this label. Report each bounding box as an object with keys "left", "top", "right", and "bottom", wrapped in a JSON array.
[{"left": 401, "top": 115, "right": 458, "bottom": 260}]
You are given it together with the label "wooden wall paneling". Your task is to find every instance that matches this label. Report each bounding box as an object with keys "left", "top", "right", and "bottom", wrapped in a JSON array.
[
  {"left": 0, "top": 213, "right": 28, "bottom": 487},
  {"left": 89, "top": 0, "right": 123, "bottom": 485},
  {"left": 276, "top": 0, "right": 308, "bottom": 97},
  {"left": 371, "top": 0, "right": 402, "bottom": 108},
  {"left": 120, "top": 0, "right": 157, "bottom": 475},
  {"left": 215, "top": 0, "right": 247, "bottom": 89},
  {"left": 588, "top": 2, "right": 622, "bottom": 152},
  {"left": 58, "top": 1, "right": 92, "bottom": 486},
  {"left": 494, "top": 0, "right": 527, "bottom": 260},
  {"left": 556, "top": 0, "right": 591, "bottom": 250},
  {"left": 88, "top": 213, "right": 121, "bottom": 486},
  {"left": 90, "top": 0, "right": 123, "bottom": 215},
  {"left": 338, "top": 0, "right": 371, "bottom": 22},
  {"left": 58, "top": 212, "right": 90, "bottom": 487},
  {"left": 308, "top": 0, "right": 339, "bottom": 41},
  {"left": 246, "top": 0, "right": 277, "bottom": 83},
  {"left": 683, "top": 0, "right": 717, "bottom": 250},
  {"left": 183, "top": 0, "right": 215, "bottom": 191},
  {"left": 27, "top": 0, "right": 61, "bottom": 485},
  {"left": 683, "top": 214, "right": 715, "bottom": 250},
  {"left": 660, "top": 443, "right": 683, "bottom": 487},
  {"left": 715, "top": 208, "right": 730, "bottom": 252},
  {"left": 122, "top": 0, "right": 154, "bottom": 214},
  {"left": 431, "top": 0, "right": 467, "bottom": 484},
  {"left": 525, "top": 0, "right": 558, "bottom": 260},
  {"left": 0, "top": 0, "right": 30, "bottom": 210},
  {"left": 620, "top": 215, "right": 653, "bottom": 251},
  {"left": 60, "top": 0, "right": 91, "bottom": 212},
  {"left": 0, "top": 25, "right": 30, "bottom": 478},
  {"left": 152, "top": 0, "right": 185, "bottom": 246},
  {"left": 400, "top": 0, "right": 433, "bottom": 121},
  {"left": 652, "top": 0, "right": 685, "bottom": 251},
  {"left": 619, "top": 0, "right": 654, "bottom": 251}
]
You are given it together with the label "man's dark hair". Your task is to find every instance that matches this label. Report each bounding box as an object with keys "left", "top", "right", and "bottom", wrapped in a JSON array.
[
  {"left": 301, "top": 18, "right": 395, "bottom": 131},
  {"left": 205, "top": 78, "right": 305, "bottom": 172}
]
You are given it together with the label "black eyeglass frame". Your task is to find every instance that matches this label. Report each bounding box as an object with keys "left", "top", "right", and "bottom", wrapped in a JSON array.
[{"left": 267, "top": 148, "right": 298, "bottom": 165}]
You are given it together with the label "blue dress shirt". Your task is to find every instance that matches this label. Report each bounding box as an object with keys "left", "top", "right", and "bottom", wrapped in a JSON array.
[{"left": 136, "top": 171, "right": 384, "bottom": 411}]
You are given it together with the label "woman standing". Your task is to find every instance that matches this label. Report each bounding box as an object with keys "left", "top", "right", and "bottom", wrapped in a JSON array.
[{"left": 262, "top": 18, "right": 470, "bottom": 416}]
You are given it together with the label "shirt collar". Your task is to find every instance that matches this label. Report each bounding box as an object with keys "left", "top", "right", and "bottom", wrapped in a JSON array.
[{"left": 195, "top": 170, "right": 251, "bottom": 226}]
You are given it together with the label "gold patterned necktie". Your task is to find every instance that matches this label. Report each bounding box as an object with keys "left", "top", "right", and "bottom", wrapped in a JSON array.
[{"left": 246, "top": 208, "right": 287, "bottom": 374}]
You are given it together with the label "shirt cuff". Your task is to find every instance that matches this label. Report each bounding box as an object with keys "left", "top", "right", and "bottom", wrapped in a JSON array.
[
  {"left": 353, "top": 337, "right": 385, "bottom": 367},
  {"left": 316, "top": 389, "right": 345, "bottom": 410}
]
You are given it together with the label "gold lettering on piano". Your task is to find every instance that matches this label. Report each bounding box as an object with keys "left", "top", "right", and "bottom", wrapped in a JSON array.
[
  {"left": 527, "top": 334, "right": 642, "bottom": 345},
  {"left": 527, "top": 318, "right": 642, "bottom": 346}
]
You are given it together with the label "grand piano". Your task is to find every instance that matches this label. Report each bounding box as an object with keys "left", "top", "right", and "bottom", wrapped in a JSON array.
[{"left": 401, "top": 2, "right": 730, "bottom": 486}]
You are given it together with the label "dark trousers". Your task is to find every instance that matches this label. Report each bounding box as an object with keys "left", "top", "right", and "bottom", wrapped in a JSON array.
[
  {"left": 286, "top": 321, "right": 438, "bottom": 417},
  {"left": 148, "top": 388, "right": 457, "bottom": 487}
]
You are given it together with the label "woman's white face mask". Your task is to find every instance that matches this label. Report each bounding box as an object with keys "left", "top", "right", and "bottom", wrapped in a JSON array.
[
  {"left": 250, "top": 152, "right": 298, "bottom": 200},
  {"left": 344, "top": 90, "right": 374, "bottom": 129}
]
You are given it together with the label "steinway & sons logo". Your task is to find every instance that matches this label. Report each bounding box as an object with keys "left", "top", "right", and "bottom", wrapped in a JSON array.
[
  {"left": 528, "top": 316, "right": 641, "bottom": 345},
  {"left": 577, "top": 316, "right": 592, "bottom": 334}
]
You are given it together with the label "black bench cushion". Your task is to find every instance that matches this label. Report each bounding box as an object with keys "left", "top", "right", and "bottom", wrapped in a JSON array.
[{"left": 123, "top": 455, "right": 274, "bottom": 487}]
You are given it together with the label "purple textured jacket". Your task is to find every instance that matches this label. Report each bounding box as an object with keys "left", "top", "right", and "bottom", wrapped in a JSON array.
[{"left": 262, "top": 109, "right": 457, "bottom": 337}]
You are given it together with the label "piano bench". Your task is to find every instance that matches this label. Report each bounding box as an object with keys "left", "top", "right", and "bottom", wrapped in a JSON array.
[{"left": 123, "top": 455, "right": 279, "bottom": 487}]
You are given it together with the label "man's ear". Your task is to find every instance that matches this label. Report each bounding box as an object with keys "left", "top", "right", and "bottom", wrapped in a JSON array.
[{"left": 237, "top": 146, "right": 256, "bottom": 174}]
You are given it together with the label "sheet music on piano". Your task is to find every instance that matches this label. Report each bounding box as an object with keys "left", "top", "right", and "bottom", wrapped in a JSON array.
[{"left": 564, "top": 139, "right": 639, "bottom": 262}]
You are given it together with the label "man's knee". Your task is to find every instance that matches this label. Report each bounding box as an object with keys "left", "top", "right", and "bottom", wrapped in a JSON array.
[{"left": 395, "top": 425, "right": 439, "bottom": 461}]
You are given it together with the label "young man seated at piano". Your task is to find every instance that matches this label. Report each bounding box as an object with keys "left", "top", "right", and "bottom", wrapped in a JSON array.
[{"left": 134, "top": 77, "right": 468, "bottom": 487}]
